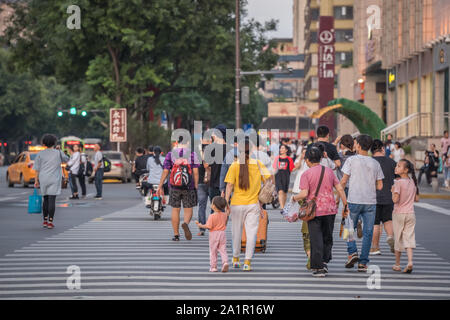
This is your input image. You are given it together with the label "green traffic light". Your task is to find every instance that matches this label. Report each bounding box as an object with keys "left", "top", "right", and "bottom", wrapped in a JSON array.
[
  {"left": 81, "top": 111, "right": 87, "bottom": 117},
  {"left": 69, "top": 107, "right": 77, "bottom": 115},
  {"left": 57, "top": 111, "right": 63, "bottom": 117}
]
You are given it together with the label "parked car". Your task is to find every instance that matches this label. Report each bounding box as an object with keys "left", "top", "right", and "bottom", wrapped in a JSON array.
[{"left": 101, "top": 151, "right": 132, "bottom": 183}]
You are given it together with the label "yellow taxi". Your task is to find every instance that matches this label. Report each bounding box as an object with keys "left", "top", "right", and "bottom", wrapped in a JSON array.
[{"left": 6, "top": 146, "right": 69, "bottom": 188}]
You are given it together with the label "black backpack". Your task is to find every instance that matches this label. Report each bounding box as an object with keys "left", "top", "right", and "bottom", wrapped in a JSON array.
[{"left": 84, "top": 161, "right": 93, "bottom": 176}]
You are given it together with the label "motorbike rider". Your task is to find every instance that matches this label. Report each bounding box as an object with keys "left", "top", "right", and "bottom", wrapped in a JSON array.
[
  {"left": 143, "top": 146, "right": 167, "bottom": 198},
  {"left": 132, "top": 147, "right": 149, "bottom": 188}
]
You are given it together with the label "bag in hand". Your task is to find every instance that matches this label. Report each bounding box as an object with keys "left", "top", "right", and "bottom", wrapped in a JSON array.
[
  {"left": 298, "top": 166, "right": 325, "bottom": 222},
  {"left": 257, "top": 161, "right": 275, "bottom": 204},
  {"left": 28, "top": 189, "right": 42, "bottom": 214}
]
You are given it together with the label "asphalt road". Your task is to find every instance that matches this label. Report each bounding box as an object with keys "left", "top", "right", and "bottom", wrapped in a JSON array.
[{"left": 1, "top": 166, "right": 450, "bottom": 300}]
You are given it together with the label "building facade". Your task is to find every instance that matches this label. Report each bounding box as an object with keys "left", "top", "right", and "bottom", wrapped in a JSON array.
[
  {"left": 382, "top": 0, "right": 450, "bottom": 142},
  {"left": 303, "top": 0, "right": 354, "bottom": 103}
]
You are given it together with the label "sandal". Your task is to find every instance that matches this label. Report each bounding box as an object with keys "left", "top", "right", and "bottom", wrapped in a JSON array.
[
  {"left": 197, "top": 231, "right": 205, "bottom": 236},
  {"left": 403, "top": 264, "right": 413, "bottom": 273},
  {"left": 392, "top": 265, "right": 401, "bottom": 272},
  {"left": 172, "top": 235, "right": 180, "bottom": 241}
]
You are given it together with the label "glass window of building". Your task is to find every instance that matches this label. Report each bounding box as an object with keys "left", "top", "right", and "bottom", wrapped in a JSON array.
[
  {"left": 335, "top": 52, "right": 353, "bottom": 65},
  {"left": 334, "top": 6, "right": 353, "bottom": 20},
  {"left": 311, "top": 8, "right": 319, "bottom": 21},
  {"left": 335, "top": 29, "right": 353, "bottom": 42}
]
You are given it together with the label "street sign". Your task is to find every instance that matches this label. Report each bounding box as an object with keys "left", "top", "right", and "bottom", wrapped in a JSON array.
[
  {"left": 109, "top": 108, "right": 127, "bottom": 143},
  {"left": 318, "top": 16, "right": 336, "bottom": 134}
]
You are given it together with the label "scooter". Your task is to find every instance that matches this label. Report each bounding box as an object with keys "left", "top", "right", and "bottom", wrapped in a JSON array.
[
  {"left": 146, "top": 185, "right": 165, "bottom": 220},
  {"left": 138, "top": 173, "right": 149, "bottom": 196}
]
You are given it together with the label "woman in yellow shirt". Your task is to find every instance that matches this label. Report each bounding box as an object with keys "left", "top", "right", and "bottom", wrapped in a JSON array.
[{"left": 225, "top": 138, "right": 271, "bottom": 271}]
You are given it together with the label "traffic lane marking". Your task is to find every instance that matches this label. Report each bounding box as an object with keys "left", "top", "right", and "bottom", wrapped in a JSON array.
[{"left": 415, "top": 202, "right": 450, "bottom": 216}]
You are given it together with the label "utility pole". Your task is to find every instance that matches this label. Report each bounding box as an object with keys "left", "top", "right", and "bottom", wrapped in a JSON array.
[{"left": 235, "top": 0, "right": 241, "bottom": 129}]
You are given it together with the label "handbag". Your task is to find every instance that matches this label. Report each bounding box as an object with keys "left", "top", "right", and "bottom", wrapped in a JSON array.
[
  {"left": 257, "top": 161, "right": 276, "bottom": 204},
  {"left": 298, "top": 165, "right": 325, "bottom": 222},
  {"left": 28, "top": 188, "right": 42, "bottom": 214}
]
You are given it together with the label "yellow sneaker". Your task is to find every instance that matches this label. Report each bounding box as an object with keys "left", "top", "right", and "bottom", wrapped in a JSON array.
[
  {"left": 243, "top": 259, "right": 252, "bottom": 271},
  {"left": 232, "top": 257, "right": 240, "bottom": 268}
]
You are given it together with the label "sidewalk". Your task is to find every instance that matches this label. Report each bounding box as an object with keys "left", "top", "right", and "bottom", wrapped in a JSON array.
[{"left": 417, "top": 173, "right": 450, "bottom": 199}]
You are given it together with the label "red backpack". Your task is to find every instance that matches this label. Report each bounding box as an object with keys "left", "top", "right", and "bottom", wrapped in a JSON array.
[{"left": 169, "top": 158, "right": 192, "bottom": 189}]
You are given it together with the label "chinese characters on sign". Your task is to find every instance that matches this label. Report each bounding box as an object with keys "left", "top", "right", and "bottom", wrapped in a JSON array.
[
  {"left": 318, "top": 16, "right": 336, "bottom": 135},
  {"left": 109, "top": 108, "right": 127, "bottom": 142}
]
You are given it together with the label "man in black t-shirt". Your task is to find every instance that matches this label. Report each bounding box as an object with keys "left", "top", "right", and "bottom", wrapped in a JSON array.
[
  {"left": 206, "top": 125, "right": 228, "bottom": 208},
  {"left": 371, "top": 140, "right": 396, "bottom": 255},
  {"left": 133, "top": 147, "right": 149, "bottom": 186},
  {"left": 316, "top": 126, "right": 341, "bottom": 169}
]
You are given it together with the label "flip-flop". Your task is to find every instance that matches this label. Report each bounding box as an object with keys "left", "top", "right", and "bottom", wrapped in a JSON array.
[
  {"left": 182, "top": 222, "right": 192, "bottom": 240},
  {"left": 392, "top": 265, "right": 401, "bottom": 272}
]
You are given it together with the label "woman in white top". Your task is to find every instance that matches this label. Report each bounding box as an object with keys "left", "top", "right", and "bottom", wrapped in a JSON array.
[
  {"left": 67, "top": 144, "right": 86, "bottom": 199},
  {"left": 391, "top": 142, "right": 405, "bottom": 163}
]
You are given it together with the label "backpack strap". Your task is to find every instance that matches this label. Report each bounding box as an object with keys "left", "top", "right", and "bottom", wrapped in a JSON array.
[{"left": 313, "top": 166, "right": 326, "bottom": 200}]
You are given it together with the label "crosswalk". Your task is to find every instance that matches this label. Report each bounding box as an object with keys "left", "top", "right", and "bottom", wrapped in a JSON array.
[{"left": 1, "top": 204, "right": 450, "bottom": 300}]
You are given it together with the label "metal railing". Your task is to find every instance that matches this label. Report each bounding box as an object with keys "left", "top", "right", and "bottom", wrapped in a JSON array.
[{"left": 381, "top": 112, "right": 435, "bottom": 141}]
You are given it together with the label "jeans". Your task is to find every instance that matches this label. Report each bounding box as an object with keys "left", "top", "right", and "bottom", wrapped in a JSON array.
[
  {"left": 346, "top": 203, "right": 376, "bottom": 265},
  {"left": 69, "top": 172, "right": 86, "bottom": 196},
  {"left": 208, "top": 186, "right": 221, "bottom": 213},
  {"left": 308, "top": 214, "right": 336, "bottom": 269},
  {"left": 197, "top": 184, "right": 209, "bottom": 232},
  {"left": 95, "top": 168, "right": 104, "bottom": 197}
]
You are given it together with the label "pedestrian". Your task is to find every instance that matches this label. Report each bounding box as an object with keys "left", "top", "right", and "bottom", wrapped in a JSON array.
[
  {"left": 440, "top": 130, "right": 450, "bottom": 160},
  {"left": 392, "top": 159, "right": 419, "bottom": 273},
  {"left": 384, "top": 134, "right": 395, "bottom": 158},
  {"left": 219, "top": 136, "right": 239, "bottom": 197},
  {"left": 132, "top": 147, "right": 149, "bottom": 188},
  {"left": 195, "top": 196, "right": 230, "bottom": 272},
  {"left": 291, "top": 145, "right": 348, "bottom": 277},
  {"left": 340, "top": 134, "right": 384, "bottom": 272},
  {"left": 444, "top": 146, "right": 450, "bottom": 190},
  {"left": 273, "top": 144, "right": 295, "bottom": 210},
  {"left": 93, "top": 143, "right": 104, "bottom": 200},
  {"left": 224, "top": 137, "right": 271, "bottom": 271},
  {"left": 390, "top": 142, "right": 405, "bottom": 163},
  {"left": 67, "top": 144, "right": 86, "bottom": 199},
  {"left": 197, "top": 140, "right": 211, "bottom": 236},
  {"left": 33, "top": 134, "right": 69, "bottom": 229},
  {"left": 143, "top": 146, "right": 166, "bottom": 199},
  {"left": 157, "top": 137, "right": 200, "bottom": 241},
  {"left": 370, "top": 139, "right": 396, "bottom": 255},
  {"left": 207, "top": 125, "right": 228, "bottom": 207},
  {"left": 316, "top": 126, "right": 341, "bottom": 169},
  {"left": 418, "top": 144, "right": 440, "bottom": 186}
]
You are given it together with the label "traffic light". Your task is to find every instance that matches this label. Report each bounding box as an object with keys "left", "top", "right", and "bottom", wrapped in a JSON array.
[
  {"left": 69, "top": 107, "right": 77, "bottom": 115},
  {"left": 81, "top": 110, "right": 87, "bottom": 117},
  {"left": 57, "top": 111, "right": 63, "bottom": 117}
]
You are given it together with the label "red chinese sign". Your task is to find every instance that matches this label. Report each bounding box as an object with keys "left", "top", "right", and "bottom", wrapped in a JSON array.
[
  {"left": 110, "top": 108, "right": 127, "bottom": 142},
  {"left": 318, "top": 16, "right": 336, "bottom": 135}
]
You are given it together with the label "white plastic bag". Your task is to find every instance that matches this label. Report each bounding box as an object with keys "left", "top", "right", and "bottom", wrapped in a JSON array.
[
  {"left": 343, "top": 216, "right": 355, "bottom": 241},
  {"left": 281, "top": 200, "right": 300, "bottom": 223}
]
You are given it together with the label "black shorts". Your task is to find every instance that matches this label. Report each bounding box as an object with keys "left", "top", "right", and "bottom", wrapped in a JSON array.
[
  {"left": 375, "top": 204, "right": 393, "bottom": 225},
  {"left": 169, "top": 188, "right": 198, "bottom": 209},
  {"left": 275, "top": 171, "right": 290, "bottom": 193}
]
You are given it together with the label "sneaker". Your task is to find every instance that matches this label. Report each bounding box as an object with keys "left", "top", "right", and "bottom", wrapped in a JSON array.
[
  {"left": 221, "top": 263, "right": 229, "bottom": 273},
  {"left": 94, "top": 196, "right": 102, "bottom": 200},
  {"left": 47, "top": 222, "right": 54, "bottom": 229},
  {"left": 345, "top": 253, "right": 359, "bottom": 269},
  {"left": 358, "top": 264, "right": 368, "bottom": 272},
  {"left": 357, "top": 220, "right": 363, "bottom": 238},
  {"left": 209, "top": 267, "right": 218, "bottom": 272},
  {"left": 323, "top": 263, "right": 328, "bottom": 273},
  {"left": 181, "top": 222, "right": 192, "bottom": 240},
  {"left": 386, "top": 237, "right": 395, "bottom": 253},
  {"left": 43, "top": 221, "right": 48, "bottom": 228},
  {"left": 232, "top": 257, "right": 240, "bottom": 268},
  {"left": 370, "top": 248, "right": 381, "bottom": 255},
  {"left": 312, "top": 269, "right": 326, "bottom": 277},
  {"left": 69, "top": 195, "right": 79, "bottom": 200},
  {"left": 243, "top": 260, "right": 252, "bottom": 271}
]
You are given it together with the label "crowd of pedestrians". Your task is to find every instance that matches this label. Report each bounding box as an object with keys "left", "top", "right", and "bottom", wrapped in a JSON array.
[{"left": 31, "top": 125, "right": 450, "bottom": 277}]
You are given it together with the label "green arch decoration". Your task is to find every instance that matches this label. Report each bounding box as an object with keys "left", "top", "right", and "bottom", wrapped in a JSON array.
[{"left": 311, "top": 98, "right": 387, "bottom": 139}]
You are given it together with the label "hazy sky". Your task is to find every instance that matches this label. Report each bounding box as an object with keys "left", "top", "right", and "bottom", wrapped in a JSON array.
[{"left": 246, "top": 0, "right": 293, "bottom": 39}]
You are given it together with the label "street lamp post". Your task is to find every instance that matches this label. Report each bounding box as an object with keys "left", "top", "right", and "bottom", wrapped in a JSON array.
[{"left": 235, "top": 0, "right": 241, "bottom": 129}]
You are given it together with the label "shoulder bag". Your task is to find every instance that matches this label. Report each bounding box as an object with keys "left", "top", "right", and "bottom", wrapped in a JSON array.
[
  {"left": 257, "top": 160, "right": 276, "bottom": 204},
  {"left": 298, "top": 165, "right": 325, "bottom": 222}
]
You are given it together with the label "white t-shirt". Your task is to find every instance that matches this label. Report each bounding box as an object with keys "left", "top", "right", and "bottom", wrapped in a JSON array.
[
  {"left": 392, "top": 148, "right": 405, "bottom": 163},
  {"left": 342, "top": 154, "right": 385, "bottom": 205}
]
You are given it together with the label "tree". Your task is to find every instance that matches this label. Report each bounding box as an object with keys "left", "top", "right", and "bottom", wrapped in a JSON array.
[{"left": 3, "top": 0, "right": 278, "bottom": 129}]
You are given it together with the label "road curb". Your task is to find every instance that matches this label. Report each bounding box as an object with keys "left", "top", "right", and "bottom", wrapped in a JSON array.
[{"left": 420, "top": 193, "right": 450, "bottom": 200}]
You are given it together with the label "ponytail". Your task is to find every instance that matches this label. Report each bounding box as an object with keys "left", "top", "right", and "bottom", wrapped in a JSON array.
[
  {"left": 401, "top": 159, "right": 419, "bottom": 195},
  {"left": 238, "top": 138, "right": 251, "bottom": 190},
  {"left": 153, "top": 146, "right": 162, "bottom": 166}
]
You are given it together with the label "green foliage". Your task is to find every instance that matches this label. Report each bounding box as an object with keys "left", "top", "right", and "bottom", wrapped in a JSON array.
[{"left": 3, "top": 0, "right": 278, "bottom": 130}]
